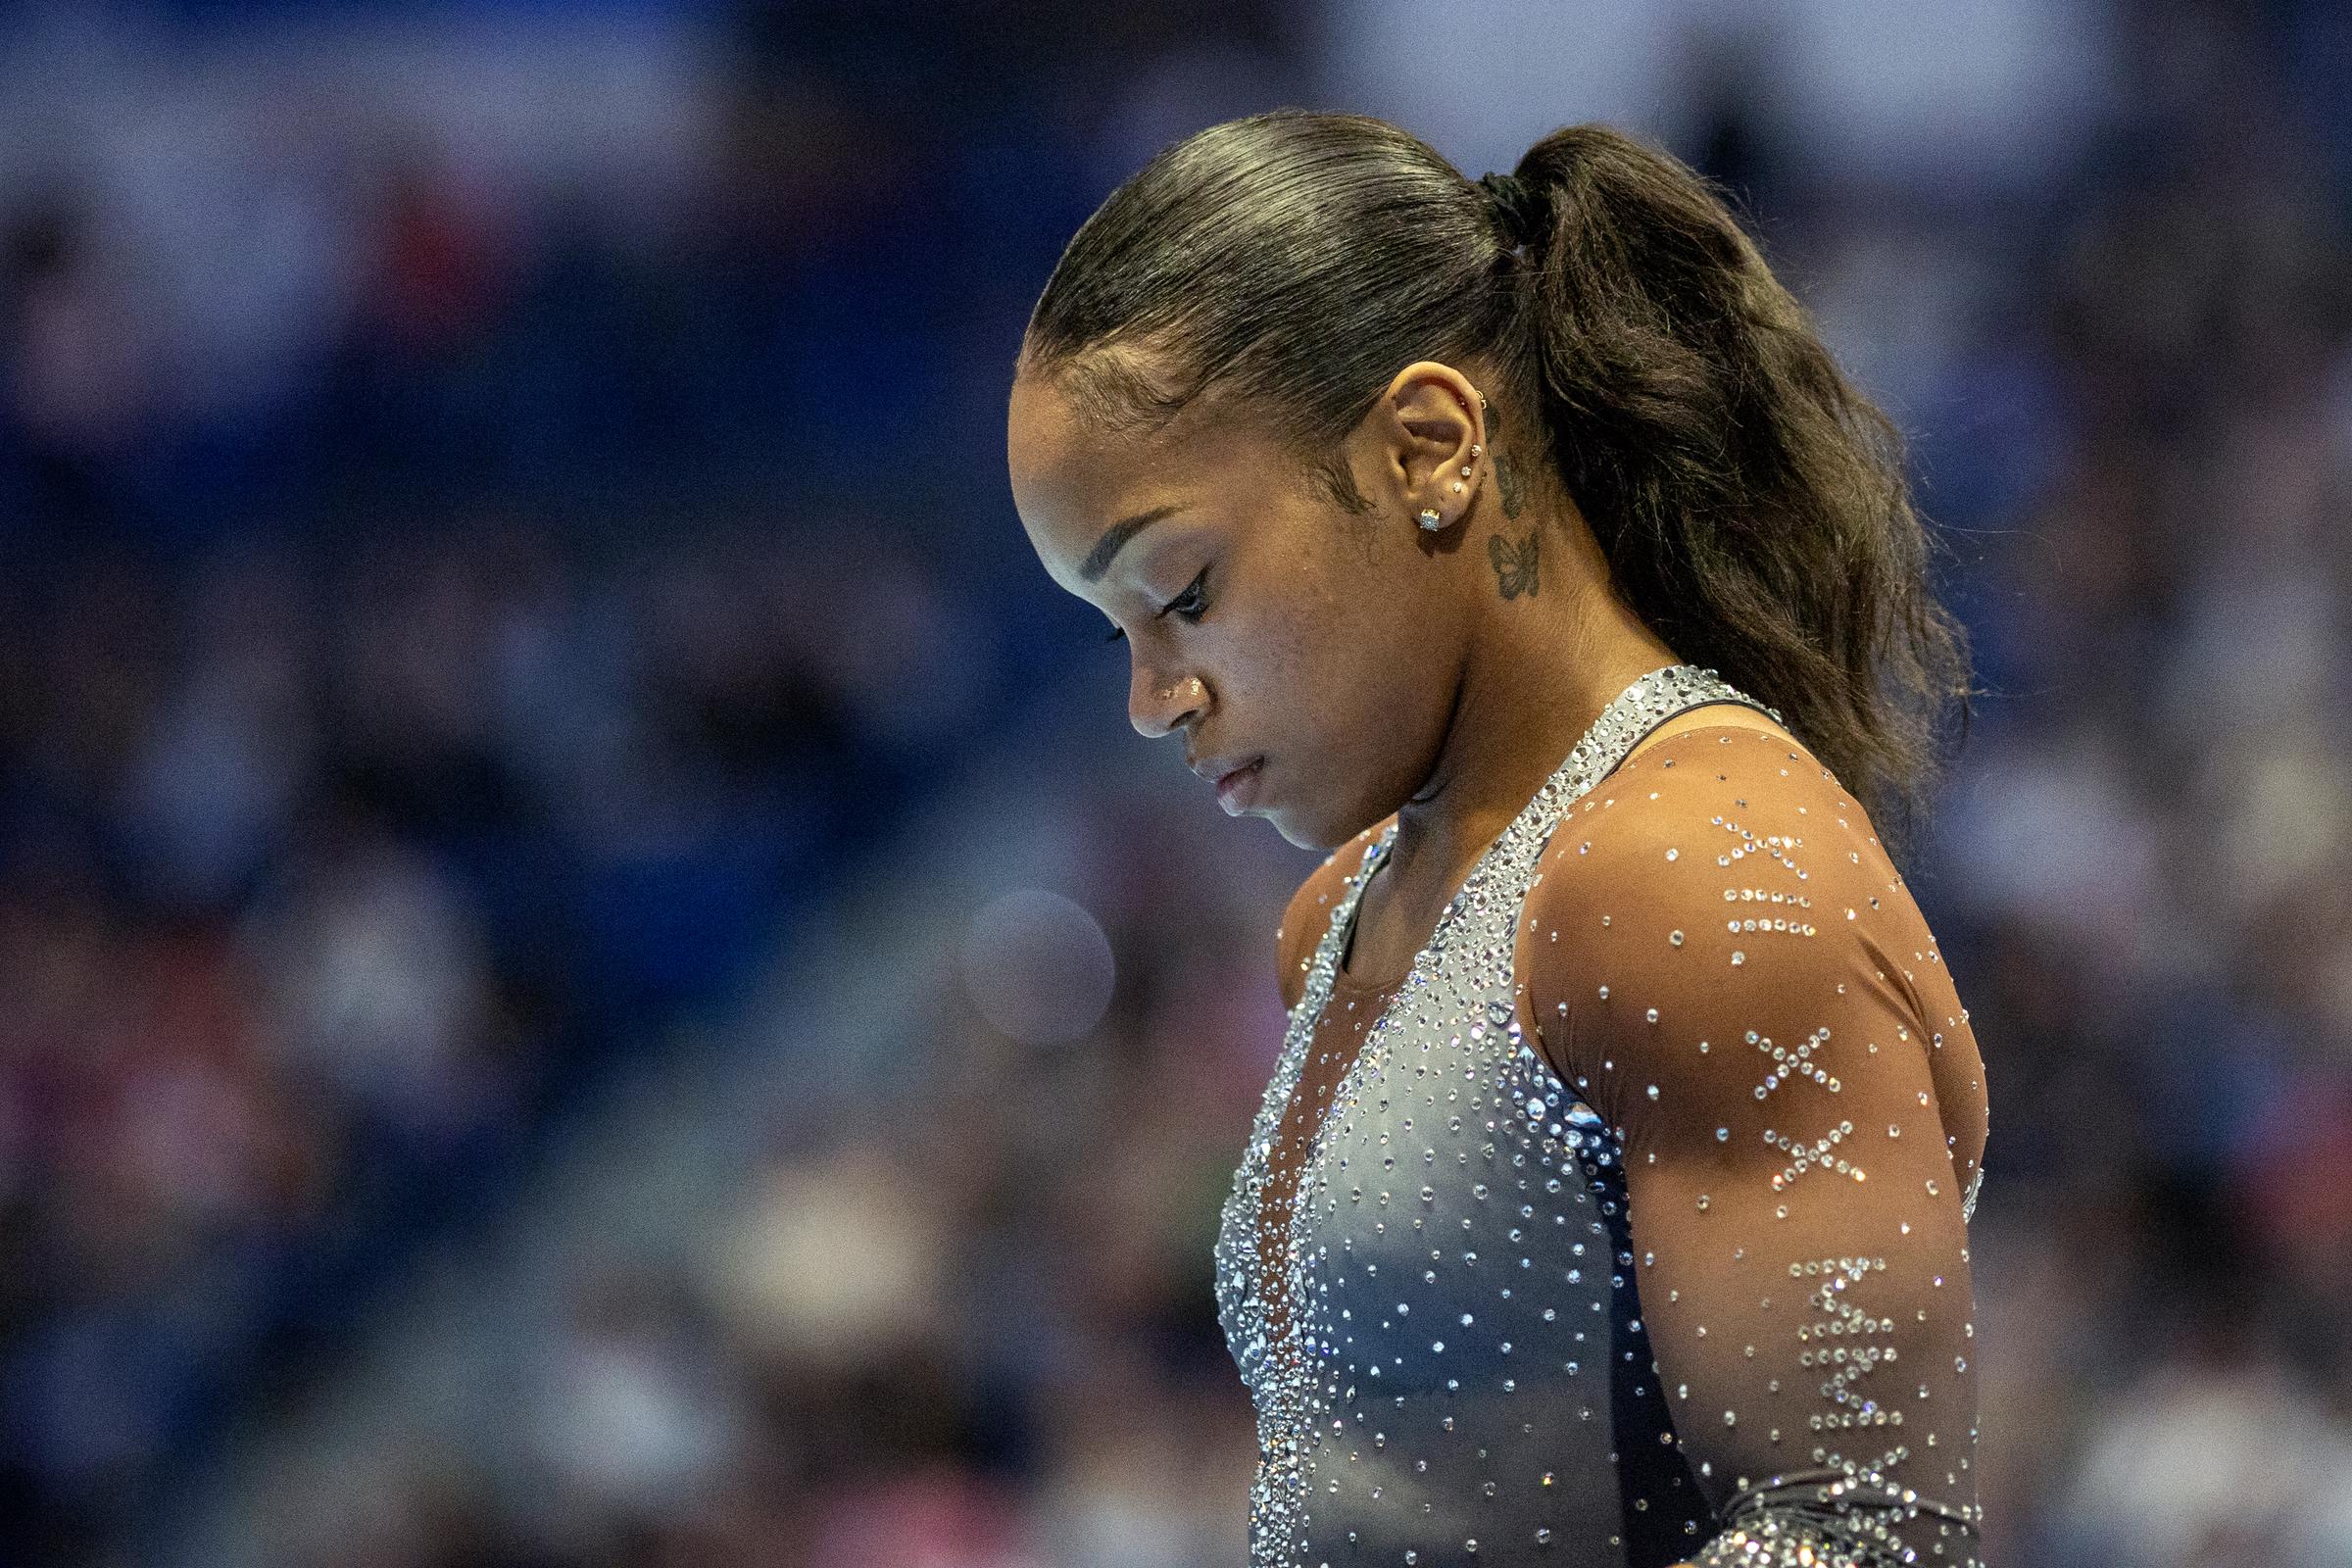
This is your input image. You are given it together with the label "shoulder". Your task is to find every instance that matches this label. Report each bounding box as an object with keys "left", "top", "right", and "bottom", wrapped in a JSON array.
[
  {"left": 1274, "top": 813, "right": 1395, "bottom": 1011},
  {"left": 1519, "top": 725, "right": 1894, "bottom": 1103},
  {"left": 1538, "top": 722, "right": 1869, "bottom": 882}
]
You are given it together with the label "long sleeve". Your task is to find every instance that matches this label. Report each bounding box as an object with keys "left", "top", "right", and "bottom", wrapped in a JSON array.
[{"left": 1520, "top": 726, "right": 1989, "bottom": 1567}]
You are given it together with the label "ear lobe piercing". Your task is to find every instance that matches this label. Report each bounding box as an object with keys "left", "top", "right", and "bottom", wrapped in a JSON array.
[{"left": 1418, "top": 428, "right": 1487, "bottom": 531}]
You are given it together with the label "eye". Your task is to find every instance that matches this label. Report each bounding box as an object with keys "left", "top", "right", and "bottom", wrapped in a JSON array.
[
  {"left": 1098, "top": 567, "right": 1208, "bottom": 644},
  {"left": 1163, "top": 567, "right": 1210, "bottom": 622}
]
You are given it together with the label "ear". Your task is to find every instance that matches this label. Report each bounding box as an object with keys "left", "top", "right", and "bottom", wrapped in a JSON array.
[{"left": 1371, "top": 361, "right": 1489, "bottom": 530}]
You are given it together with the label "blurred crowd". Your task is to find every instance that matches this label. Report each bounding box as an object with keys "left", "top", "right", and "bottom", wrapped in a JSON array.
[
  {"left": 0, "top": 515, "right": 994, "bottom": 1553},
  {"left": 1, "top": 1, "right": 2349, "bottom": 1566}
]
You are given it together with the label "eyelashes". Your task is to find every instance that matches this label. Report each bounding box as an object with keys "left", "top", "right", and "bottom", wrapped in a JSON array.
[
  {"left": 1167, "top": 568, "right": 1210, "bottom": 620},
  {"left": 1101, "top": 567, "right": 1209, "bottom": 644}
]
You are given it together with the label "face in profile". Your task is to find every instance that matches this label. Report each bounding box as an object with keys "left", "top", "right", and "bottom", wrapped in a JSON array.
[{"left": 1006, "top": 367, "right": 1471, "bottom": 852}]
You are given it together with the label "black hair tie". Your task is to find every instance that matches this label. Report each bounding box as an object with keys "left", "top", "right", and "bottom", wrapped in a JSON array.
[{"left": 1476, "top": 172, "right": 1549, "bottom": 252}]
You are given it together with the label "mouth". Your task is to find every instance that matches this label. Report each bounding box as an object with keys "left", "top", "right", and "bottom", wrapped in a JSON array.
[{"left": 1212, "top": 758, "right": 1265, "bottom": 815}]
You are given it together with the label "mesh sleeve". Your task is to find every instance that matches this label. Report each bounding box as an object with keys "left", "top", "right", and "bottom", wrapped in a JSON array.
[{"left": 1523, "top": 727, "right": 1989, "bottom": 1567}]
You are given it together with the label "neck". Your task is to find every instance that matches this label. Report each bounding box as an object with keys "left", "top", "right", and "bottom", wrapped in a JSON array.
[{"left": 1388, "top": 506, "right": 1683, "bottom": 887}]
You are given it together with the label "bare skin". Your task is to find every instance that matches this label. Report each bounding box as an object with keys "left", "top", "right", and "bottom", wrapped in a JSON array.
[{"left": 1006, "top": 351, "right": 1793, "bottom": 984}]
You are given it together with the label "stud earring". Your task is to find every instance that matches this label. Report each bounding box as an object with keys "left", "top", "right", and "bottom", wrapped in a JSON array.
[
  {"left": 1417, "top": 508, "right": 1445, "bottom": 531},
  {"left": 1470, "top": 444, "right": 1483, "bottom": 457},
  {"left": 1451, "top": 481, "right": 1465, "bottom": 493}
]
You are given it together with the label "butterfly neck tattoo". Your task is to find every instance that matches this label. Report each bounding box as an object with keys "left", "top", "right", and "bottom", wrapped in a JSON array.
[
  {"left": 1487, "top": 525, "right": 1540, "bottom": 599},
  {"left": 1486, "top": 436, "right": 1539, "bottom": 601}
]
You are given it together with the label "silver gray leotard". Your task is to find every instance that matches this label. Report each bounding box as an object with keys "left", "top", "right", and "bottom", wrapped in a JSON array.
[{"left": 1211, "top": 662, "right": 1988, "bottom": 1567}]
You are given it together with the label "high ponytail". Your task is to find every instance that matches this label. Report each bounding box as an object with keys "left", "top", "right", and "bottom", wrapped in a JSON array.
[
  {"left": 1501, "top": 125, "right": 1973, "bottom": 861},
  {"left": 1020, "top": 111, "right": 1974, "bottom": 864}
]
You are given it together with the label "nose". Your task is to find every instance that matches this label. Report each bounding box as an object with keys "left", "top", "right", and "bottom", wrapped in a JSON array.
[{"left": 1131, "top": 666, "right": 1206, "bottom": 738}]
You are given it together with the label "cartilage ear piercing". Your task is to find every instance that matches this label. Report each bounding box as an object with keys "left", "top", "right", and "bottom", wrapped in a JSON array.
[
  {"left": 1459, "top": 465, "right": 1473, "bottom": 476},
  {"left": 1418, "top": 508, "right": 1445, "bottom": 531},
  {"left": 1451, "top": 481, "right": 1464, "bottom": 493},
  {"left": 1470, "top": 444, "right": 1482, "bottom": 457}
]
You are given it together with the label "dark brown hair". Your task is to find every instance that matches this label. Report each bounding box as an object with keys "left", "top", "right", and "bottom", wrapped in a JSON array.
[{"left": 1018, "top": 109, "right": 1975, "bottom": 864}]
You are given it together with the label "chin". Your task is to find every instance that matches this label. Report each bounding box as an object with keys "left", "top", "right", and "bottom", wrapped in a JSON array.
[
  {"left": 1269, "top": 814, "right": 1320, "bottom": 851},
  {"left": 1265, "top": 804, "right": 1351, "bottom": 855}
]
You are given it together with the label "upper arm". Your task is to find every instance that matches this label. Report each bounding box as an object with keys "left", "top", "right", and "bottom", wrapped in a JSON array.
[
  {"left": 1274, "top": 822, "right": 1389, "bottom": 1012},
  {"left": 1520, "top": 734, "right": 1984, "bottom": 1557}
]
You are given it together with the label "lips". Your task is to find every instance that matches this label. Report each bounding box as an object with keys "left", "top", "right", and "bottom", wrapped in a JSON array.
[
  {"left": 1188, "top": 754, "right": 1259, "bottom": 786},
  {"left": 1186, "top": 751, "right": 1266, "bottom": 812},
  {"left": 1212, "top": 758, "right": 1264, "bottom": 814}
]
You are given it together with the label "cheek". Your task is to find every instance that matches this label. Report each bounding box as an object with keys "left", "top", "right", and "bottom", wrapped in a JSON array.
[
  {"left": 1216, "top": 613, "right": 1314, "bottom": 708},
  {"left": 1216, "top": 535, "right": 1406, "bottom": 725},
  {"left": 1213, "top": 618, "right": 1376, "bottom": 754},
  {"left": 1292, "top": 589, "right": 1414, "bottom": 689}
]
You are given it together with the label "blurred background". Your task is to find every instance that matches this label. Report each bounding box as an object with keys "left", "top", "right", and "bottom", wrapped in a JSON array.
[{"left": 0, "top": 0, "right": 2346, "bottom": 1564}]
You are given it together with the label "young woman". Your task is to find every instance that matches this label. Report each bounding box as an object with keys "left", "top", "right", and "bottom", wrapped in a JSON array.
[{"left": 1006, "top": 111, "right": 1987, "bottom": 1568}]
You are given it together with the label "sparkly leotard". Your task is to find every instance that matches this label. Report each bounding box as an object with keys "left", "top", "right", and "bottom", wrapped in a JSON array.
[{"left": 1211, "top": 664, "right": 1988, "bottom": 1567}]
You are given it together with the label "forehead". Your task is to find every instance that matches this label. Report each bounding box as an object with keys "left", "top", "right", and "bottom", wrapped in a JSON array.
[
  {"left": 1008, "top": 369, "right": 1244, "bottom": 581},
  {"left": 1005, "top": 370, "right": 1120, "bottom": 514}
]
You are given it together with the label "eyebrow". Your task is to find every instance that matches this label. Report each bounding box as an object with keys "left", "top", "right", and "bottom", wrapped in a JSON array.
[{"left": 1079, "top": 504, "right": 1185, "bottom": 584}]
